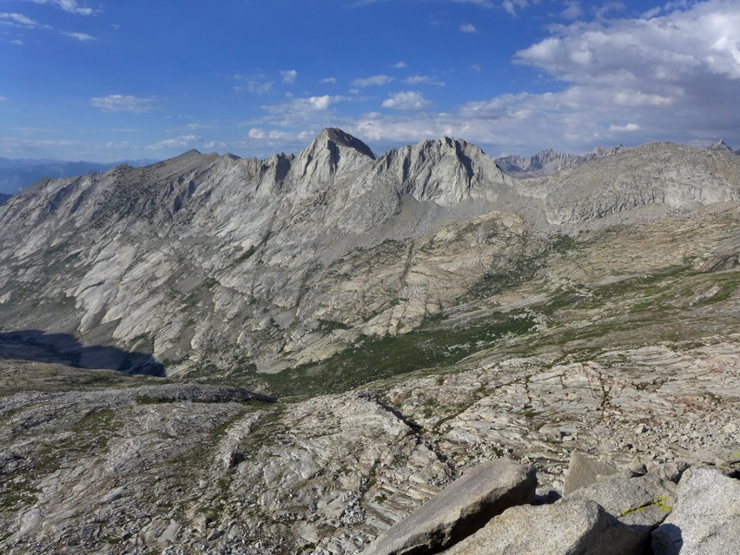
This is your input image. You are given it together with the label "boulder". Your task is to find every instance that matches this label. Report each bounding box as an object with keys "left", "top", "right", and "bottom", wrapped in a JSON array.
[
  {"left": 569, "top": 462, "right": 685, "bottom": 532},
  {"left": 563, "top": 451, "right": 618, "bottom": 495},
  {"left": 366, "top": 458, "right": 536, "bottom": 554},
  {"left": 445, "top": 499, "right": 644, "bottom": 555},
  {"left": 652, "top": 466, "right": 740, "bottom": 554}
]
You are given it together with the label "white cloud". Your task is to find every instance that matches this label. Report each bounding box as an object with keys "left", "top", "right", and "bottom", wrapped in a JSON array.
[
  {"left": 459, "top": 23, "right": 478, "bottom": 33},
  {"left": 259, "top": 95, "right": 350, "bottom": 126},
  {"left": 502, "top": 0, "right": 530, "bottom": 16},
  {"left": 90, "top": 95, "right": 158, "bottom": 114},
  {"left": 231, "top": 73, "right": 274, "bottom": 95},
  {"left": 351, "top": 74, "right": 394, "bottom": 88},
  {"left": 0, "top": 12, "right": 45, "bottom": 28},
  {"left": 0, "top": 96, "right": 7, "bottom": 102},
  {"left": 321, "top": 77, "right": 337, "bottom": 84},
  {"left": 204, "top": 140, "right": 227, "bottom": 150},
  {"left": 248, "top": 128, "right": 292, "bottom": 141},
  {"left": 146, "top": 135, "right": 199, "bottom": 150},
  {"left": 179, "top": 122, "right": 216, "bottom": 131},
  {"left": 382, "top": 91, "right": 432, "bottom": 111},
  {"left": 609, "top": 123, "right": 640, "bottom": 132},
  {"left": 561, "top": 1, "right": 583, "bottom": 20},
  {"left": 29, "top": 1, "right": 96, "bottom": 16},
  {"left": 62, "top": 31, "right": 94, "bottom": 41},
  {"left": 345, "top": 1, "right": 740, "bottom": 153},
  {"left": 280, "top": 69, "right": 298, "bottom": 84},
  {"left": 455, "top": 0, "right": 494, "bottom": 6},
  {"left": 404, "top": 75, "right": 445, "bottom": 86},
  {"left": 390, "top": 61, "right": 407, "bottom": 69},
  {"left": 470, "top": 63, "right": 482, "bottom": 72}
]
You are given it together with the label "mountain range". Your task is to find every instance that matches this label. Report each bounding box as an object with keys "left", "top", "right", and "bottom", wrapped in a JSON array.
[
  {"left": 0, "top": 157, "right": 157, "bottom": 196},
  {"left": 0, "top": 129, "right": 738, "bottom": 553},
  {"left": 1, "top": 128, "right": 738, "bottom": 380}
]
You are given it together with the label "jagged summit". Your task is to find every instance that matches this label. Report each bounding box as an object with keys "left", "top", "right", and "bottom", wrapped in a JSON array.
[
  {"left": 170, "top": 148, "right": 203, "bottom": 159},
  {"left": 294, "top": 128, "right": 376, "bottom": 181},
  {"left": 313, "top": 128, "right": 376, "bottom": 160},
  {"left": 709, "top": 139, "right": 733, "bottom": 152}
]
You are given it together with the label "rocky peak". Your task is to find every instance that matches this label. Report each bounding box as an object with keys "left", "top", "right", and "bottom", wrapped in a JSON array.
[
  {"left": 294, "top": 128, "right": 376, "bottom": 182},
  {"left": 708, "top": 139, "right": 733, "bottom": 152},
  {"left": 375, "top": 136, "right": 509, "bottom": 205}
]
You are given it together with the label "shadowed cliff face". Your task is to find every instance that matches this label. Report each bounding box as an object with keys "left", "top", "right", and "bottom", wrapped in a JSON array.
[
  {"left": 0, "top": 330, "right": 165, "bottom": 376},
  {"left": 0, "top": 129, "right": 738, "bottom": 378}
]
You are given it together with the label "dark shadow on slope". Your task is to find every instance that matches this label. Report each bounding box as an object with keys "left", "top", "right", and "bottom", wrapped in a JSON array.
[{"left": 0, "top": 330, "right": 165, "bottom": 376}]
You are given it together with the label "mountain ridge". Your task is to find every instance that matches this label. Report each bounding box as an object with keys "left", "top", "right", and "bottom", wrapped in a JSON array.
[{"left": 0, "top": 129, "right": 738, "bottom": 376}]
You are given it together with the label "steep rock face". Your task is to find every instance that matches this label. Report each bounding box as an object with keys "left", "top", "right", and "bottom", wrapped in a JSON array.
[{"left": 0, "top": 130, "right": 738, "bottom": 375}]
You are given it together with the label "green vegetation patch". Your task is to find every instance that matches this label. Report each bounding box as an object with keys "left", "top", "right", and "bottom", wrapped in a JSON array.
[{"left": 263, "top": 313, "right": 536, "bottom": 398}]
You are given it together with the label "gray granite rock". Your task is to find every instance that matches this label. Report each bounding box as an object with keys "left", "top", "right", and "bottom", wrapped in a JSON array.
[
  {"left": 563, "top": 451, "right": 618, "bottom": 495},
  {"left": 652, "top": 466, "right": 740, "bottom": 555},
  {"left": 569, "top": 462, "right": 684, "bottom": 531},
  {"left": 445, "top": 499, "right": 644, "bottom": 555},
  {"left": 366, "top": 458, "right": 536, "bottom": 554}
]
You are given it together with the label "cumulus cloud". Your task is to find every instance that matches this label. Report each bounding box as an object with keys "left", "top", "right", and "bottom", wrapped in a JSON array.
[
  {"left": 204, "top": 140, "right": 227, "bottom": 150},
  {"left": 0, "top": 12, "right": 45, "bottom": 28},
  {"left": 280, "top": 69, "right": 298, "bottom": 84},
  {"left": 90, "top": 94, "right": 158, "bottom": 114},
  {"left": 609, "top": 123, "right": 640, "bottom": 132},
  {"left": 231, "top": 73, "right": 274, "bottom": 95},
  {"left": 382, "top": 91, "right": 432, "bottom": 111},
  {"left": 343, "top": 1, "right": 740, "bottom": 154},
  {"left": 561, "top": 1, "right": 583, "bottom": 20},
  {"left": 459, "top": 23, "right": 478, "bottom": 33},
  {"left": 321, "top": 77, "right": 337, "bottom": 84},
  {"left": 259, "top": 95, "right": 350, "bottom": 126},
  {"left": 502, "top": 0, "right": 530, "bottom": 16},
  {"left": 29, "top": 0, "right": 96, "bottom": 16},
  {"left": 248, "top": 128, "right": 293, "bottom": 140},
  {"left": 404, "top": 74, "right": 445, "bottom": 86},
  {"left": 62, "top": 31, "right": 94, "bottom": 41},
  {"left": 390, "top": 61, "right": 407, "bottom": 69},
  {"left": 146, "top": 135, "right": 199, "bottom": 150},
  {"left": 351, "top": 74, "right": 394, "bottom": 88}
]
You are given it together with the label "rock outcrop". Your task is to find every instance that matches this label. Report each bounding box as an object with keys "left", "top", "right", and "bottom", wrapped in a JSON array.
[
  {"left": 367, "top": 459, "right": 535, "bottom": 554},
  {"left": 446, "top": 499, "right": 642, "bottom": 555},
  {"left": 652, "top": 466, "right": 740, "bottom": 554},
  {"left": 373, "top": 461, "right": 736, "bottom": 555}
]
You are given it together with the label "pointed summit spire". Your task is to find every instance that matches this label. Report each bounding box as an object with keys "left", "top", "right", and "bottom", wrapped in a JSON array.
[
  {"left": 709, "top": 139, "right": 732, "bottom": 152},
  {"left": 295, "top": 128, "right": 376, "bottom": 181},
  {"left": 309, "top": 128, "right": 376, "bottom": 160}
]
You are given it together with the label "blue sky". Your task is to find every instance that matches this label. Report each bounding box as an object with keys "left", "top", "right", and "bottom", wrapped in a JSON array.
[{"left": 1, "top": 0, "right": 739, "bottom": 161}]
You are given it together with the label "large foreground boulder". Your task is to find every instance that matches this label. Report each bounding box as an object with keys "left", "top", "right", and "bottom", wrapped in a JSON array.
[
  {"left": 652, "top": 466, "right": 740, "bottom": 554},
  {"left": 569, "top": 462, "right": 686, "bottom": 533},
  {"left": 366, "top": 458, "right": 536, "bottom": 554},
  {"left": 445, "top": 499, "right": 644, "bottom": 555}
]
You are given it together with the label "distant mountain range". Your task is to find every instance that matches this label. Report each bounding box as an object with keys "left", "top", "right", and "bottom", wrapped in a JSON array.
[
  {"left": 0, "top": 157, "right": 157, "bottom": 195},
  {"left": 495, "top": 146, "right": 625, "bottom": 177},
  {"left": 496, "top": 140, "right": 739, "bottom": 177}
]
